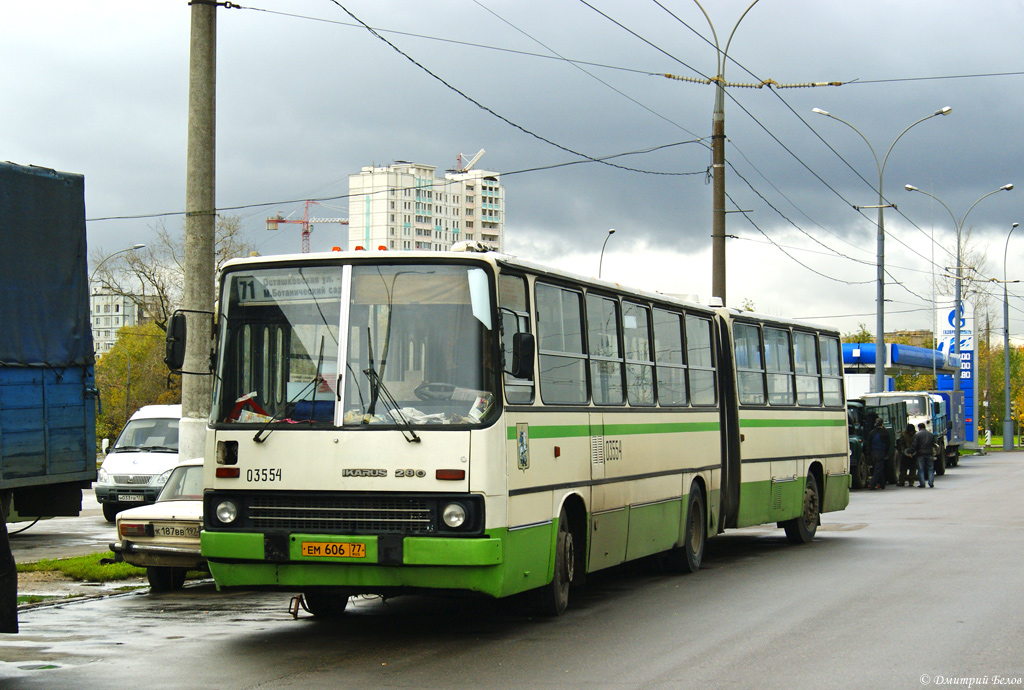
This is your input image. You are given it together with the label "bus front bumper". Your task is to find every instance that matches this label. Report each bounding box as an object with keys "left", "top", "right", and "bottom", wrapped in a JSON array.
[{"left": 201, "top": 531, "right": 507, "bottom": 596}]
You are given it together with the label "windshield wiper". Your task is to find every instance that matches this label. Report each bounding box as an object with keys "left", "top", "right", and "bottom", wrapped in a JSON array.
[
  {"left": 139, "top": 445, "right": 178, "bottom": 453},
  {"left": 254, "top": 336, "right": 327, "bottom": 444},
  {"left": 362, "top": 367, "right": 420, "bottom": 443},
  {"left": 111, "top": 445, "right": 143, "bottom": 452}
]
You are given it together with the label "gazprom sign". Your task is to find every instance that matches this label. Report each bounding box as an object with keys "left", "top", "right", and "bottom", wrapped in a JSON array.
[{"left": 936, "top": 301, "right": 975, "bottom": 443}]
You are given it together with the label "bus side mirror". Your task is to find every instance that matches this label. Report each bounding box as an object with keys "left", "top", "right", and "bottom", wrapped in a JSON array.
[
  {"left": 510, "top": 332, "right": 535, "bottom": 379},
  {"left": 165, "top": 311, "right": 187, "bottom": 371},
  {"left": 101, "top": 438, "right": 110, "bottom": 456}
]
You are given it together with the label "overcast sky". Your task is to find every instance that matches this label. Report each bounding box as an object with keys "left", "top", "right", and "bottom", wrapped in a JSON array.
[{"left": 4, "top": 0, "right": 1024, "bottom": 337}]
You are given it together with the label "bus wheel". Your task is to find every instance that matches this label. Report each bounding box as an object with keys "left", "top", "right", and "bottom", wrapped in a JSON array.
[
  {"left": 302, "top": 589, "right": 350, "bottom": 618},
  {"left": 147, "top": 567, "right": 186, "bottom": 593},
  {"left": 536, "top": 507, "right": 574, "bottom": 616},
  {"left": 665, "top": 487, "right": 705, "bottom": 573},
  {"left": 783, "top": 473, "right": 819, "bottom": 544}
]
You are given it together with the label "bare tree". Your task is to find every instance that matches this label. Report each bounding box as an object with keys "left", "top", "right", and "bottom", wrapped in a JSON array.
[
  {"left": 91, "top": 214, "right": 256, "bottom": 330},
  {"left": 935, "top": 225, "right": 992, "bottom": 308}
]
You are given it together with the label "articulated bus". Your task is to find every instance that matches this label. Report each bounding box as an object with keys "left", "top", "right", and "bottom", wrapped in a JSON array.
[{"left": 180, "top": 247, "right": 849, "bottom": 616}]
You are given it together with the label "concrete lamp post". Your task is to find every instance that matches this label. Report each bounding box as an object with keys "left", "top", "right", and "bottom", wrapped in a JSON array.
[
  {"left": 905, "top": 183, "right": 1014, "bottom": 449},
  {"left": 812, "top": 106, "right": 951, "bottom": 394},
  {"left": 995, "top": 222, "right": 1020, "bottom": 449}
]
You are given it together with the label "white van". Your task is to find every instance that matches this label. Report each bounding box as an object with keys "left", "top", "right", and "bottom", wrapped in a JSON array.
[{"left": 95, "top": 404, "right": 181, "bottom": 522}]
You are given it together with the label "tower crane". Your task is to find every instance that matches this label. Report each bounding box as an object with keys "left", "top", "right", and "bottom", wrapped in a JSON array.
[
  {"left": 267, "top": 200, "right": 348, "bottom": 253},
  {"left": 456, "top": 149, "right": 485, "bottom": 172}
]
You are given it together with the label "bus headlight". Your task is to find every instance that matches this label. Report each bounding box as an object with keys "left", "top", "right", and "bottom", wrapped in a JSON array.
[
  {"left": 216, "top": 500, "right": 239, "bottom": 524},
  {"left": 442, "top": 502, "right": 466, "bottom": 528}
]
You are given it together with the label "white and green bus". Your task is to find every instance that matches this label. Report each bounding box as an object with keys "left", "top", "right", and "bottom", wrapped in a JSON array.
[{"left": 177, "top": 247, "right": 849, "bottom": 616}]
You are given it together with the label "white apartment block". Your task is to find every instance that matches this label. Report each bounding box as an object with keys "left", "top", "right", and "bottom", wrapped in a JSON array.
[
  {"left": 90, "top": 290, "right": 142, "bottom": 355},
  {"left": 348, "top": 160, "right": 504, "bottom": 252}
]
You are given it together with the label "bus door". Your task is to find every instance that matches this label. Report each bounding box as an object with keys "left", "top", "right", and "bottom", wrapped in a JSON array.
[
  {"left": 588, "top": 412, "right": 626, "bottom": 570},
  {"left": 714, "top": 313, "right": 741, "bottom": 530}
]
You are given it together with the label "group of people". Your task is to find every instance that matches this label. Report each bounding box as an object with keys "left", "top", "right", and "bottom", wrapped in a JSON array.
[{"left": 865, "top": 419, "right": 938, "bottom": 489}]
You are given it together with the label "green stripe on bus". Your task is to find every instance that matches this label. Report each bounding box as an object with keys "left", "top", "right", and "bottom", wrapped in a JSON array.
[
  {"left": 506, "top": 421, "right": 719, "bottom": 440},
  {"left": 740, "top": 418, "right": 845, "bottom": 428}
]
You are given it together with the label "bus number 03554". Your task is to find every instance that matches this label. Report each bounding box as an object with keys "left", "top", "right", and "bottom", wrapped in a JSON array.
[{"left": 246, "top": 468, "right": 282, "bottom": 482}]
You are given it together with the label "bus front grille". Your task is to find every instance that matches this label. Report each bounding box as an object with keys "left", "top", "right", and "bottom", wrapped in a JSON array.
[{"left": 247, "top": 495, "right": 435, "bottom": 534}]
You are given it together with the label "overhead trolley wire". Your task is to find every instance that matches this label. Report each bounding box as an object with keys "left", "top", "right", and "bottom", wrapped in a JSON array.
[{"left": 325, "top": 0, "right": 702, "bottom": 178}]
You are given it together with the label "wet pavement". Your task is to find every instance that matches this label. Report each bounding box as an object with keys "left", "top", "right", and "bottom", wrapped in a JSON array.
[{"left": 2, "top": 456, "right": 1023, "bottom": 689}]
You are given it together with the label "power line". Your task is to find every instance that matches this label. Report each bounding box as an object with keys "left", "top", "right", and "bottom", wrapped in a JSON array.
[
  {"left": 86, "top": 141, "right": 707, "bottom": 223},
  {"left": 325, "top": 0, "right": 701, "bottom": 178}
]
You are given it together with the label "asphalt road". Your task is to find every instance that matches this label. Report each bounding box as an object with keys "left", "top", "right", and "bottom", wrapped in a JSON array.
[{"left": 3, "top": 454, "right": 1023, "bottom": 689}]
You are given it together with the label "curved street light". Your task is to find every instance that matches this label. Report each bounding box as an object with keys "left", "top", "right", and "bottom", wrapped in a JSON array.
[
  {"left": 904, "top": 184, "right": 1014, "bottom": 404},
  {"left": 90, "top": 243, "right": 146, "bottom": 285},
  {"left": 812, "top": 106, "right": 951, "bottom": 394},
  {"left": 599, "top": 228, "right": 616, "bottom": 278},
  {"left": 996, "top": 222, "right": 1020, "bottom": 449}
]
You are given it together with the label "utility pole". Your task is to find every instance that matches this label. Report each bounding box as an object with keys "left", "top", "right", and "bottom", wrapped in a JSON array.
[{"left": 181, "top": 1, "right": 217, "bottom": 463}]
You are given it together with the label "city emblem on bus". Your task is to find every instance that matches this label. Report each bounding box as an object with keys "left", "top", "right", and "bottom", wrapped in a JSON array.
[{"left": 517, "top": 423, "right": 530, "bottom": 471}]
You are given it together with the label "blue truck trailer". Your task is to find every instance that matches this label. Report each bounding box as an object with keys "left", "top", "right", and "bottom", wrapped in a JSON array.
[{"left": 0, "top": 162, "right": 97, "bottom": 633}]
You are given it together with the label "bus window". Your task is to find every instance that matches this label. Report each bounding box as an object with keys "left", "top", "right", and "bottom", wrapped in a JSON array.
[
  {"left": 685, "top": 314, "right": 716, "bottom": 405},
  {"left": 536, "top": 283, "right": 587, "bottom": 404},
  {"left": 653, "top": 308, "right": 687, "bottom": 406},
  {"left": 820, "top": 335, "right": 843, "bottom": 406},
  {"left": 793, "top": 331, "right": 821, "bottom": 405},
  {"left": 623, "top": 302, "right": 654, "bottom": 406},
  {"left": 499, "top": 273, "right": 533, "bottom": 404},
  {"left": 735, "top": 322, "right": 766, "bottom": 406},
  {"left": 764, "top": 327, "right": 795, "bottom": 406},
  {"left": 586, "top": 294, "right": 624, "bottom": 405}
]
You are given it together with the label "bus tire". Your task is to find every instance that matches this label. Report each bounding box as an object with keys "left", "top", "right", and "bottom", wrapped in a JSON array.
[
  {"left": 302, "top": 589, "right": 350, "bottom": 618},
  {"left": 666, "top": 487, "right": 705, "bottom": 574},
  {"left": 147, "top": 566, "right": 186, "bottom": 593},
  {"left": 783, "top": 473, "right": 819, "bottom": 544},
  {"left": 535, "top": 506, "right": 574, "bottom": 616}
]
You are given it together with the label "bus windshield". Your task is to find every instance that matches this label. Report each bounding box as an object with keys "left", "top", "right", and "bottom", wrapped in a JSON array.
[
  {"left": 343, "top": 264, "right": 497, "bottom": 426},
  {"left": 215, "top": 262, "right": 498, "bottom": 427}
]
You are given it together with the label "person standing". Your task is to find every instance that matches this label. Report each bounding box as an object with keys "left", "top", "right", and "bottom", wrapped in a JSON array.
[
  {"left": 897, "top": 423, "right": 917, "bottom": 486},
  {"left": 912, "top": 422, "right": 936, "bottom": 488},
  {"left": 866, "top": 418, "right": 890, "bottom": 490}
]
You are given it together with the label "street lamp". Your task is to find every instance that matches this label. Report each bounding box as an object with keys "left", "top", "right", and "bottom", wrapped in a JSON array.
[
  {"left": 905, "top": 184, "right": 1014, "bottom": 443},
  {"left": 693, "top": 0, "right": 762, "bottom": 306},
  {"left": 813, "top": 106, "right": 951, "bottom": 394},
  {"left": 996, "top": 222, "right": 1020, "bottom": 450},
  {"left": 90, "top": 243, "right": 146, "bottom": 285},
  {"left": 598, "top": 228, "right": 616, "bottom": 278}
]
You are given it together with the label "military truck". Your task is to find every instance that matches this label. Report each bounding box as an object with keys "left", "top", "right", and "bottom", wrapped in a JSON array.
[
  {"left": 847, "top": 398, "right": 908, "bottom": 489},
  {"left": 862, "top": 391, "right": 951, "bottom": 476}
]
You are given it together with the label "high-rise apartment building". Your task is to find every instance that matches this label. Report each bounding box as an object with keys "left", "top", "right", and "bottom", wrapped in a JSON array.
[
  {"left": 90, "top": 290, "right": 143, "bottom": 355},
  {"left": 347, "top": 160, "right": 504, "bottom": 252}
]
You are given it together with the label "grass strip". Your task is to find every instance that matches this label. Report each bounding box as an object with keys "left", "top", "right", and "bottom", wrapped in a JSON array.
[{"left": 17, "top": 551, "right": 145, "bottom": 582}]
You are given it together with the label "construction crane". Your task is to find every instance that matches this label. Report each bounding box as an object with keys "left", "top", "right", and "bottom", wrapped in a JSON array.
[
  {"left": 456, "top": 148, "right": 485, "bottom": 172},
  {"left": 267, "top": 200, "right": 348, "bottom": 253}
]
